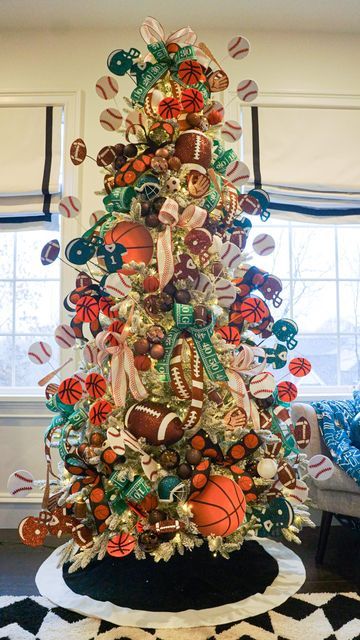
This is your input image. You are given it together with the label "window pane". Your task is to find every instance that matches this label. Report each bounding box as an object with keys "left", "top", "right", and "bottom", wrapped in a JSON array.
[
  {"left": 337, "top": 226, "right": 360, "bottom": 278},
  {"left": 292, "top": 281, "right": 337, "bottom": 333},
  {"left": 0, "top": 336, "right": 13, "bottom": 385},
  {"left": 340, "top": 335, "right": 360, "bottom": 386},
  {"left": 338, "top": 280, "right": 360, "bottom": 333},
  {"left": 14, "top": 335, "right": 59, "bottom": 387},
  {"left": 0, "top": 233, "right": 14, "bottom": 279},
  {"left": 291, "top": 226, "right": 336, "bottom": 279},
  {"left": 16, "top": 230, "right": 60, "bottom": 280},
  {"left": 15, "top": 281, "right": 60, "bottom": 334},
  {"left": 296, "top": 335, "right": 338, "bottom": 386},
  {"left": 0, "top": 281, "right": 13, "bottom": 334}
]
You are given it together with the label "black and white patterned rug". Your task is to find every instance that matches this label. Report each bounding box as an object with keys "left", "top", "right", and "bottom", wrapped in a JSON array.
[{"left": 0, "top": 593, "right": 359, "bottom": 640}]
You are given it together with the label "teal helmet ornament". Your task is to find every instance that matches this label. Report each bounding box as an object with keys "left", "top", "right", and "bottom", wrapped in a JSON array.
[
  {"left": 157, "top": 475, "right": 186, "bottom": 503},
  {"left": 272, "top": 318, "right": 298, "bottom": 350},
  {"left": 134, "top": 173, "right": 161, "bottom": 201}
]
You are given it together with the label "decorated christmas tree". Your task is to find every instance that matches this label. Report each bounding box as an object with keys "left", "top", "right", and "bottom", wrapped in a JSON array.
[{"left": 11, "top": 17, "right": 331, "bottom": 570}]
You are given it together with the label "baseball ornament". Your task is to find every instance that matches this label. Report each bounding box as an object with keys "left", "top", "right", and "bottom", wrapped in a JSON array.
[
  {"left": 289, "top": 357, "right": 312, "bottom": 377},
  {"left": 214, "top": 278, "right": 237, "bottom": 308},
  {"left": 125, "top": 401, "right": 184, "bottom": 446},
  {"left": 236, "top": 79, "right": 259, "bottom": 102},
  {"left": 95, "top": 75, "right": 119, "bottom": 99},
  {"left": 188, "top": 475, "right": 246, "bottom": 537},
  {"left": 7, "top": 470, "right": 34, "bottom": 497},
  {"left": 58, "top": 195, "right": 81, "bottom": 219},
  {"left": 249, "top": 372, "right": 276, "bottom": 399},
  {"left": 103, "top": 272, "right": 131, "bottom": 298},
  {"left": 220, "top": 241, "right": 242, "bottom": 270},
  {"left": 70, "top": 138, "right": 87, "bottom": 165},
  {"left": 28, "top": 341, "right": 52, "bottom": 365},
  {"left": 55, "top": 324, "right": 76, "bottom": 349},
  {"left": 89, "top": 210, "right": 106, "bottom": 226},
  {"left": 257, "top": 458, "right": 278, "bottom": 479},
  {"left": 228, "top": 35, "right": 250, "bottom": 60},
  {"left": 225, "top": 160, "right": 250, "bottom": 186},
  {"left": 221, "top": 120, "right": 242, "bottom": 143},
  {"left": 308, "top": 455, "right": 334, "bottom": 481},
  {"left": 41, "top": 239, "right": 60, "bottom": 266},
  {"left": 107, "top": 533, "right": 135, "bottom": 557},
  {"left": 252, "top": 234, "right": 275, "bottom": 256},
  {"left": 99, "top": 108, "right": 123, "bottom": 131},
  {"left": 286, "top": 479, "right": 309, "bottom": 505}
]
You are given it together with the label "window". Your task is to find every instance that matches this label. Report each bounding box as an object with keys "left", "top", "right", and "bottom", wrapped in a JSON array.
[
  {"left": 249, "top": 216, "right": 360, "bottom": 396},
  {"left": 0, "top": 229, "right": 60, "bottom": 392},
  {"left": 0, "top": 91, "right": 81, "bottom": 396}
]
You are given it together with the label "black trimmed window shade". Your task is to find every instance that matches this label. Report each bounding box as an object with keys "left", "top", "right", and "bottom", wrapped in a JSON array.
[
  {"left": 243, "top": 105, "right": 360, "bottom": 218},
  {"left": 0, "top": 105, "right": 62, "bottom": 226}
]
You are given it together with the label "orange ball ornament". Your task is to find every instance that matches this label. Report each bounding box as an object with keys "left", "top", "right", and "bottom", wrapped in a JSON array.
[
  {"left": 134, "top": 354, "right": 152, "bottom": 371},
  {"left": 104, "top": 221, "right": 154, "bottom": 274},
  {"left": 143, "top": 275, "right": 160, "bottom": 293},
  {"left": 188, "top": 475, "right": 246, "bottom": 537}
]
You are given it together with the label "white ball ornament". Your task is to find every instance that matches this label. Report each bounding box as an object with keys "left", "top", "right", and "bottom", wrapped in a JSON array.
[
  {"left": 166, "top": 176, "right": 181, "bottom": 193},
  {"left": 257, "top": 458, "right": 278, "bottom": 479}
]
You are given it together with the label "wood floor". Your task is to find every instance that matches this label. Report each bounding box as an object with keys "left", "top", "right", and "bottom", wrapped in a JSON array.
[{"left": 0, "top": 526, "right": 359, "bottom": 596}]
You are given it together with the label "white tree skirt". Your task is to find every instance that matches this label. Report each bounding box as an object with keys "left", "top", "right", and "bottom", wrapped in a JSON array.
[{"left": 36, "top": 538, "right": 305, "bottom": 628}]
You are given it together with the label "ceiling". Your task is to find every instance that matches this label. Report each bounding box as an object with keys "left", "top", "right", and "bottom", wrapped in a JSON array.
[{"left": 1, "top": 0, "right": 360, "bottom": 33}]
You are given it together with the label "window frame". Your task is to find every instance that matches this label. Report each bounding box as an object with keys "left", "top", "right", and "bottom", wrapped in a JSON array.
[{"left": 0, "top": 90, "right": 82, "bottom": 400}]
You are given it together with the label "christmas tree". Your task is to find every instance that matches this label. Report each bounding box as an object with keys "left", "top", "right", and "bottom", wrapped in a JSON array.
[{"left": 12, "top": 17, "right": 324, "bottom": 569}]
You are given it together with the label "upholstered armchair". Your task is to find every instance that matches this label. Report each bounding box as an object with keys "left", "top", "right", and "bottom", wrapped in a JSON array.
[{"left": 290, "top": 403, "right": 360, "bottom": 563}]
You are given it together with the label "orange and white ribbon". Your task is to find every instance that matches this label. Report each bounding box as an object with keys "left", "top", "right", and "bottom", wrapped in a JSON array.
[
  {"left": 157, "top": 200, "right": 207, "bottom": 290},
  {"left": 96, "top": 307, "right": 147, "bottom": 407},
  {"left": 226, "top": 345, "right": 266, "bottom": 421}
]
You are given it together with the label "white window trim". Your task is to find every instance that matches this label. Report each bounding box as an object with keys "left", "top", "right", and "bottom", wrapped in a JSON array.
[{"left": 0, "top": 90, "right": 83, "bottom": 400}]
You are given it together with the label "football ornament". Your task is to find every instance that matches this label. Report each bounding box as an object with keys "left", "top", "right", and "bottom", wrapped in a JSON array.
[
  {"left": 125, "top": 401, "right": 184, "bottom": 445},
  {"left": 41, "top": 239, "right": 60, "bottom": 266}
]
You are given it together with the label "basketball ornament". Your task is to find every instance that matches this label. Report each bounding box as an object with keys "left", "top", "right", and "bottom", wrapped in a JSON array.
[
  {"left": 99, "top": 108, "right": 123, "bottom": 131},
  {"left": 249, "top": 372, "right": 276, "bottom": 399},
  {"left": 252, "top": 234, "right": 276, "bottom": 256},
  {"left": 58, "top": 195, "right": 81, "bottom": 219},
  {"left": 308, "top": 454, "right": 334, "bottom": 481},
  {"left": 277, "top": 381, "right": 298, "bottom": 403},
  {"left": 228, "top": 35, "right": 250, "bottom": 60},
  {"left": 41, "top": 239, "right": 60, "bottom": 266},
  {"left": 54, "top": 324, "right": 76, "bottom": 349},
  {"left": 188, "top": 475, "right": 246, "bottom": 537},
  {"left": 221, "top": 120, "right": 242, "bottom": 143},
  {"left": 104, "top": 220, "right": 154, "bottom": 271},
  {"left": 107, "top": 533, "right": 135, "bottom": 557},
  {"left": 239, "top": 297, "right": 269, "bottom": 323},
  {"left": 158, "top": 97, "right": 181, "bottom": 119},
  {"left": 58, "top": 377, "right": 83, "bottom": 405},
  {"left": 85, "top": 373, "right": 107, "bottom": 398},
  {"left": 95, "top": 75, "right": 119, "bottom": 99},
  {"left": 28, "top": 341, "right": 52, "bottom": 365},
  {"left": 89, "top": 400, "right": 113, "bottom": 426},
  {"left": 178, "top": 59, "right": 203, "bottom": 85},
  {"left": 7, "top": 470, "right": 34, "bottom": 497},
  {"left": 181, "top": 88, "right": 204, "bottom": 112},
  {"left": 289, "top": 357, "right": 312, "bottom": 377},
  {"left": 237, "top": 79, "right": 259, "bottom": 102},
  {"left": 215, "top": 325, "right": 241, "bottom": 346}
]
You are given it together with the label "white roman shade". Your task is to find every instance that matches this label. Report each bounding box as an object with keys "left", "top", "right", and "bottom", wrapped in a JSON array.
[
  {"left": 242, "top": 105, "right": 360, "bottom": 219},
  {"left": 0, "top": 105, "right": 62, "bottom": 226}
]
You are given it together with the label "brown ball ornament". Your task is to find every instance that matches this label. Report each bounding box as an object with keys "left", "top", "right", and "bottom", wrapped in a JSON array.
[
  {"left": 174, "top": 289, "right": 191, "bottom": 304},
  {"left": 159, "top": 293, "right": 173, "bottom": 312},
  {"left": 151, "top": 156, "right": 168, "bottom": 173},
  {"left": 155, "top": 147, "right": 170, "bottom": 158},
  {"left": 134, "top": 354, "right": 152, "bottom": 371},
  {"left": 143, "top": 275, "right": 160, "bottom": 293},
  {"left": 89, "top": 432, "right": 105, "bottom": 447},
  {"left": 186, "top": 112, "right": 201, "bottom": 127},
  {"left": 134, "top": 338, "right": 150, "bottom": 355},
  {"left": 148, "top": 509, "right": 167, "bottom": 525},
  {"left": 147, "top": 325, "right": 165, "bottom": 344},
  {"left": 159, "top": 449, "right": 180, "bottom": 470},
  {"left": 150, "top": 344, "right": 165, "bottom": 360},
  {"left": 168, "top": 156, "right": 182, "bottom": 171},
  {"left": 185, "top": 448, "right": 203, "bottom": 465},
  {"left": 177, "top": 462, "right": 193, "bottom": 479},
  {"left": 145, "top": 213, "right": 161, "bottom": 228},
  {"left": 138, "top": 530, "right": 160, "bottom": 552}
]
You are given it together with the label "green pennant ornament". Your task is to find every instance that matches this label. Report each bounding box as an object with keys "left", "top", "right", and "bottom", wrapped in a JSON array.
[
  {"left": 156, "top": 303, "right": 228, "bottom": 383},
  {"left": 103, "top": 186, "right": 136, "bottom": 214},
  {"left": 110, "top": 472, "right": 151, "bottom": 503},
  {"left": 212, "top": 148, "right": 238, "bottom": 175}
]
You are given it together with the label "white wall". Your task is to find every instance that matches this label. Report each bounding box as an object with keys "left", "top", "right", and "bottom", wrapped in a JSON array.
[{"left": 1, "top": 26, "right": 360, "bottom": 525}]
